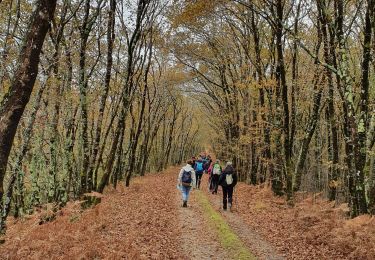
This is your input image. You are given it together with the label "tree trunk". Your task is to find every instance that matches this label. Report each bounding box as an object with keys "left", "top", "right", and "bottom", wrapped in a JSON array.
[
  {"left": 89, "top": 0, "right": 116, "bottom": 191},
  {"left": 336, "top": 0, "right": 367, "bottom": 216},
  {"left": 317, "top": 0, "right": 340, "bottom": 201},
  {"left": 293, "top": 74, "right": 324, "bottom": 191},
  {"left": 0, "top": 72, "right": 50, "bottom": 232},
  {"left": 293, "top": 13, "right": 323, "bottom": 192},
  {"left": 0, "top": 0, "right": 57, "bottom": 220}
]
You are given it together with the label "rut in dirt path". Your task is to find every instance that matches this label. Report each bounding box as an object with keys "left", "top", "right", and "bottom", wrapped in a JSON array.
[
  {"left": 207, "top": 190, "right": 285, "bottom": 260},
  {"left": 197, "top": 176, "right": 285, "bottom": 260},
  {"left": 176, "top": 189, "right": 232, "bottom": 260}
]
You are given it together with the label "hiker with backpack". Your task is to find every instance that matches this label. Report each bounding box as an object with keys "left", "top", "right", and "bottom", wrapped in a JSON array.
[
  {"left": 194, "top": 157, "right": 205, "bottom": 189},
  {"left": 192, "top": 156, "right": 197, "bottom": 167},
  {"left": 211, "top": 160, "right": 222, "bottom": 194},
  {"left": 204, "top": 155, "right": 212, "bottom": 173},
  {"left": 177, "top": 160, "right": 196, "bottom": 207},
  {"left": 200, "top": 154, "right": 207, "bottom": 173},
  {"left": 219, "top": 161, "right": 238, "bottom": 211},
  {"left": 207, "top": 161, "right": 214, "bottom": 192}
]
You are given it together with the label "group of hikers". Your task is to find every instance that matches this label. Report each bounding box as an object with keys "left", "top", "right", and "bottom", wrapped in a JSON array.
[{"left": 177, "top": 153, "right": 238, "bottom": 210}]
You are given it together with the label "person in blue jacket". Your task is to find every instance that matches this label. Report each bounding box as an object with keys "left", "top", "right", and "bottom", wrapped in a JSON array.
[{"left": 194, "top": 157, "right": 205, "bottom": 189}]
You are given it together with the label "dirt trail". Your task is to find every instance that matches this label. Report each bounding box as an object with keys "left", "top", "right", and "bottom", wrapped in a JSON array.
[
  {"left": 207, "top": 188, "right": 285, "bottom": 260},
  {"left": 0, "top": 168, "right": 284, "bottom": 259},
  {"left": 197, "top": 176, "right": 285, "bottom": 260},
  {"left": 176, "top": 188, "right": 231, "bottom": 260}
]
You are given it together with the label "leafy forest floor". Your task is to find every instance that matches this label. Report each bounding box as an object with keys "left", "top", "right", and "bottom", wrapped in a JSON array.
[{"left": 0, "top": 168, "right": 375, "bottom": 259}]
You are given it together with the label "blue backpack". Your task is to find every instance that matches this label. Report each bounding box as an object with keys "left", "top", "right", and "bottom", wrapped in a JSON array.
[
  {"left": 195, "top": 162, "right": 204, "bottom": 172},
  {"left": 181, "top": 170, "right": 192, "bottom": 186}
]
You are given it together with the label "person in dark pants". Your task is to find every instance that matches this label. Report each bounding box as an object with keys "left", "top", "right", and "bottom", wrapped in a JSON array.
[
  {"left": 191, "top": 156, "right": 197, "bottom": 168},
  {"left": 211, "top": 160, "right": 222, "bottom": 194},
  {"left": 194, "top": 157, "right": 205, "bottom": 189},
  {"left": 207, "top": 162, "right": 214, "bottom": 192},
  {"left": 219, "top": 161, "right": 238, "bottom": 211},
  {"left": 203, "top": 155, "right": 212, "bottom": 173}
]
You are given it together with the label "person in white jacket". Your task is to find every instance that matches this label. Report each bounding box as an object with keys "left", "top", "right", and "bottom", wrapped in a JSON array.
[{"left": 177, "top": 160, "right": 196, "bottom": 207}]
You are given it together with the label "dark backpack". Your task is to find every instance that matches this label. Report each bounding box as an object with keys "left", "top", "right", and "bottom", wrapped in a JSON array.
[{"left": 181, "top": 170, "right": 192, "bottom": 186}]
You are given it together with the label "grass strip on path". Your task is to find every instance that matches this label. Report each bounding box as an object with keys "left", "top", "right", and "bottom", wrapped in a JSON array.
[{"left": 195, "top": 191, "right": 256, "bottom": 260}]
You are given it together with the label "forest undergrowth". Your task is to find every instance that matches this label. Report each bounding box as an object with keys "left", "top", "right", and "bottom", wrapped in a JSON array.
[
  {"left": 222, "top": 183, "right": 375, "bottom": 259},
  {"left": 0, "top": 169, "right": 184, "bottom": 259}
]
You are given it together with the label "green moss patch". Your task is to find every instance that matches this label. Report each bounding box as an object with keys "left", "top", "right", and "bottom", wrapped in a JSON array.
[{"left": 196, "top": 191, "right": 256, "bottom": 260}]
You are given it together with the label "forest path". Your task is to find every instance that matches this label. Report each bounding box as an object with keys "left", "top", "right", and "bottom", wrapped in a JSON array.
[
  {"left": 0, "top": 167, "right": 282, "bottom": 259},
  {"left": 176, "top": 186, "right": 232, "bottom": 259},
  {"left": 188, "top": 175, "right": 285, "bottom": 260},
  {"left": 202, "top": 182, "right": 285, "bottom": 260},
  {"left": 177, "top": 177, "right": 262, "bottom": 259}
]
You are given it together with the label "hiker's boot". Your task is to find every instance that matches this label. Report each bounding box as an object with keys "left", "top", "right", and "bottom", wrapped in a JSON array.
[
  {"left": 223, "top": 200, "right": 227, "bottom": 211},
  {"left": 228, "top": 203, "right": 232, "bottom": 211},
  {"left": 183, "top": 201, "right": 187, "bottom": 207}
]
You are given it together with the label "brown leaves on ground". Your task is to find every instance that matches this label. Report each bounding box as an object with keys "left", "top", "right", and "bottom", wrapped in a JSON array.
[
  {"left": 234, "top": 183, "right": 375, "bottom": 259},
  {"left": 1, "top": 169, "right": 375, "bottom": 260},
  {"left": 0, "top": 168, "right": 184, "bottom": 259}
]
